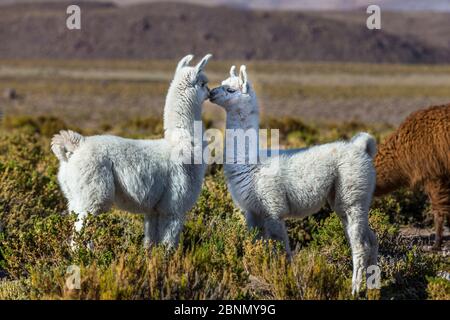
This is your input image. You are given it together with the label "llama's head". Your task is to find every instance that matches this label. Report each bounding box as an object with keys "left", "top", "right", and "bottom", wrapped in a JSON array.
[
  {"left": 164, "top": 54, "right": 212, "bottom": 139},
  {"left": 209, "top": 65, "right": 257, "bottom": 116},
  {"left": 170, "top": 54, "right": 212, "bottom": 106}
]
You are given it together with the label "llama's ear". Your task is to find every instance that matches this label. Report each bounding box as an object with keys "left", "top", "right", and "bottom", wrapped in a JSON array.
[
  {"left": 239, "top": 65, "right": 248, "bottom": 94},
  {"left": 176, "top": 54, "right": 194, "bottom": 72},
  {"left": 194, "top": 53, "right": 212, "bottom": 75},
  {"left": 230, "top": 65, "right": 237, "bottom": 77}
]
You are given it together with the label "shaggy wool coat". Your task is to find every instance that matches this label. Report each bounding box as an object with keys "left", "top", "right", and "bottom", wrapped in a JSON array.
[
  {"left": 51, "top": 54, "right": 212, "bottom": 248},
  {"left": 210, "top": 65, "right": 378, "bottom": 294}
]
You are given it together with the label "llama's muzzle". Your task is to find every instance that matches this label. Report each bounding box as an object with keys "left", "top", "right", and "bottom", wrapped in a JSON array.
[{"left": 209, "top": 87, "right": 221, "bottom": 101}]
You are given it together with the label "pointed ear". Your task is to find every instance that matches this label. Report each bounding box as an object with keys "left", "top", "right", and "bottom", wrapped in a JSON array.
[
  {"left": 191, "top": 53, "right": 212, "bottom": 83},
  {"left": 176, "top": 54, "right": 194, "bottom": 72},
  {"left": 239, "top": 65, "right": 248, "bottom": 94},
  {"left": 194, "top": 53, "right": 212, "bottom": 76},
  {"left": 229, "top": 65, "right": 237, "bottom": 77}
]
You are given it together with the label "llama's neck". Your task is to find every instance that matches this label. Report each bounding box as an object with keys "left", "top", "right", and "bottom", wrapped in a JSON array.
[
  {"left": 225, "top": 89, "right": 260, "bottom": 131},
  {"left": 163, "top": 81, "right": 202, "bottom": 140},
  {"left": 374, "top": 135, "right": 408, "bottom": 196},
  {"left": 225, "top": 109, "right": 260, "bottom": 132},
  {"left": 224, "top": 94, "right": 260, "bottom": 173}
]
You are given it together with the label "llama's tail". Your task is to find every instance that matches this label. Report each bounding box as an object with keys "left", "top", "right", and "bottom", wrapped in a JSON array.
[
  {"left": 51, "top": 130, "right": 85, "bottom": 162},
  {"left": 350, "top": 132, "right": 377, "bottom": 158}
]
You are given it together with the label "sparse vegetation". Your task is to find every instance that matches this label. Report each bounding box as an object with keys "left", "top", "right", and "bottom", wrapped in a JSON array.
[
  {"left": 0, "top": 60, "right": 447, "bottom": 300},
  {"left": 0, "top": 115, "right": 447, "bottom": 300},
  {"left": 2, "top": 60, "right": 450, "bottom": 130}
]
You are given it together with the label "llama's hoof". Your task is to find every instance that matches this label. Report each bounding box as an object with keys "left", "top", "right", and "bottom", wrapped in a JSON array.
[
  {"left": 70, "top": 238, "right": 77, "bottom": 251},
  {"left": 351, "top": 287, "right": 363, "bottom": 298},
  {"left": 69, "top": 239, "right": 94, "bottom": 252},
  {"left": 351, "top": 279, "right": 363, "bottom": 297},
  {"left": 87, "top": 241, "right": 95, "bottom": 251},
  {"left": 143, "top": 239, "right": 154, "bottom": 250}
]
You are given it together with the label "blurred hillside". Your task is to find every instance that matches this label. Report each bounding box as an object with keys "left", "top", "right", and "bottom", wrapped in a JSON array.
[
  {"left": 0, "top": 1, "right": 449, "bottom": 62},
  {"left": 3, "top": 0, "right": 450, "bottom": 12}
]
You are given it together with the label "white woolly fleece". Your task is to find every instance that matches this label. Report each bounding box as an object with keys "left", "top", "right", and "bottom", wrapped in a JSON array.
[
  {"left": 51, "top": 54, "right": 212, "bottom": 248},
  {"left": 210, "top": 65, "right": 378, "bottom": 295}
]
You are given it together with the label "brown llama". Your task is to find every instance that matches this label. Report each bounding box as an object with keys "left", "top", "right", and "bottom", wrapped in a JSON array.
[{"left": 374, "top": 103, "right": 450, "bottom": 249}]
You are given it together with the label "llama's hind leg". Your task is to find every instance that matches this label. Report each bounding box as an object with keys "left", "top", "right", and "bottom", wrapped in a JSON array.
[
  {"left": 144, "top": 212, "right": 160, "bottom": 248},
  {"left": 68, "top": 198, "right": 112, "bottom": 250},
  {"left": 155, "top": 209, "right": 185, "bottom": 249},
  {"left": 245, "top": 211, "right": 264, "bottom": 239},
  {"left": 425, "top": 179, "right": 450, "bottom": 249},
  {"left": 262, "top": 217, "right": 292, "bottom": 257},
  {"left": 65, "top": 165, "right": 115, "bottom": 249},
  {"left": 67, "top": 204, "right": 87, "bottom": 249},
  {"left": 68, "top": 188, "right": 114, "bottom": 231},
  {"left": 340, "top": 207, "right": 376, "bottom": 295}
]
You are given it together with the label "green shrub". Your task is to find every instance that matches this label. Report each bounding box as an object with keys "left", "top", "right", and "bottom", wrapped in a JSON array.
[
  {"left": 243, "top": 240, "right": 351, "bottom": 299},
  {"left": 0, "top": 116, "right": 445, "bottom": 300},
  {"left": 373, "top": 189, "right": 430, "bottom": 226},
  {"left": 3, "top": 115, "right": 74, "bottom": 138},
  {"left": 261, "top": 117, "right": 318, "bottom": 145},
  {"left": 309, "top": 213, "right": 351, "bottom": 269},
  {"left": 117, "top": 116, "right": 163, "bottom": 138},
  {"left": 0, "top": 130, "right": 66, "bottom": 231},
  {"left": 0, "top": 279, "right": 29, "bottom": 300},
  {"left": 426, "top": 276, "right": 450, "bottom": 300}
]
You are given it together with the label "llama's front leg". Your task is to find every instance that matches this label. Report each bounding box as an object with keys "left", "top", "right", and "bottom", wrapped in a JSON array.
[
  {"left": 263, "top": 217, "right": 292, "bottom": 257},
  {"left": 74, "top": 212, "right": 87, "bottom": 233},
  {"left": 157, "top": 211, "right": 185, "bottom": 249},
  {"left": 245, "top": 211, "right": 264, "bottom": 238},
  {"left": 425, "top": 180, "right": 450, "bottom": 250},
  {"left": 144, "top": 212, "right": 159, "bottom": 248}
]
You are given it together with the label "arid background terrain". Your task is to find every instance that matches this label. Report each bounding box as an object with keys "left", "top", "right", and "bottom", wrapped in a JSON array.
[
  {"left": 1, "top": 1, "right": 450, "bottom": 124},
  {"left": 0, "top": 1, "right": 449, "bottom": 300}
]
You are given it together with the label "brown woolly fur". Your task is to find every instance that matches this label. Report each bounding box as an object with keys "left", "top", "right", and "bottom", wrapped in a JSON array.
[{"left": 374, "top": 104, "right": 450, "bottom": 248}]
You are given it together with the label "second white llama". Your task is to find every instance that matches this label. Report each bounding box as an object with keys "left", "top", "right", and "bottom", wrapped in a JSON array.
[{"left": 210, "top": 65, "right": 378, "bottom": 294}]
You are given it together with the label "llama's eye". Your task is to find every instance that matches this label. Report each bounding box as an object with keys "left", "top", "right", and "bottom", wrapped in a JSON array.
[{"left": 227, "top": 88, "right": 236, "bottom": 93}]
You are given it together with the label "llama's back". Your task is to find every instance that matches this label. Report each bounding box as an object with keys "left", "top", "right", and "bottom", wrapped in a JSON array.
[
  {"left": 413, "top": 104, "right": 450, "bottom": 176},
  {"left": 55, "top": 134, "right": 172, "bottom": 213},
  {"left": 87, "top": 135, "right": 170, "bottom": 212},
  {"left": 256, "top": 140, "right": 373, "bottom": 215},
  {"left": 377, "top": 104, "right": 450, "bottom": 187},
  {"left": 257, "top": 138, "right": 374, "bottom": 186},
  {"left": 232, "top": 138, "right": 372, "bottom": 219}
]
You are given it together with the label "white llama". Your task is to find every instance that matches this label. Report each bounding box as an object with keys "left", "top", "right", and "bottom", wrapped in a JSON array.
[
  {"left": 209, "top": 65, "right": 378, "bottom": 294},
  {"left": 51, "top": 54, "right": 212, "bottom": 248}
]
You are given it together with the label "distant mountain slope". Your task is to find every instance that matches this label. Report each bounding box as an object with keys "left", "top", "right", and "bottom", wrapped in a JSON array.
[
  {"left": 3, "top": 0, "right": 450, "bottom": 12},
  {"left": 312, "top": 10, "right": 450, "bottom": 52},
  {"left": 127, "top": 0, "right": 450, "bottom": 12},
  {"left": 0, "top": 2, "right": 449, "bottom": 63}
]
